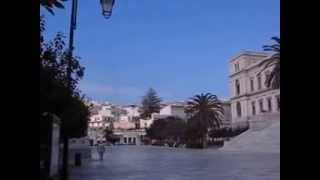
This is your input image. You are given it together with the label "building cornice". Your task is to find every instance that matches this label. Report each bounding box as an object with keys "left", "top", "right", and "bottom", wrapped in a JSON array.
[
  {"left": 229, "top": 55, "right": 275, "bottom": 78},
  {"left": 230, "top": 88, "right": 280, "bottom": 101},
  {"left": 229, "top": 51, "right": 270, "bottom": 63}
]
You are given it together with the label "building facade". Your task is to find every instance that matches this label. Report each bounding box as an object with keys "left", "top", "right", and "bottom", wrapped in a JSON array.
[
  {"left": 229, "top": 51, "right": 280, "bottom": 128},
  {"left": 159, "top": 102, "right": 187, "bottom": 120},
  {"left": 114, "top": 129, "right": 146, "bottom": 145},
  {"left": 221, "top": 100, "right": 231, "bottom": 127}
]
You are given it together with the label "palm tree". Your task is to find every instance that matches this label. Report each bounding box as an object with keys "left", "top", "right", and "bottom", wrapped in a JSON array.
[
  {"left": 184, "top": 93, "right": 224, "bottom": 148},
  {"left": 260, "top": 36, "right": 280, "bottom": 89}
]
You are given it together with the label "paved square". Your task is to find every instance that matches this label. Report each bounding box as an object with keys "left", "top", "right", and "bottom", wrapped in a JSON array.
[{"left": 70, "top": 146, "right": 280, "bottom": 180}]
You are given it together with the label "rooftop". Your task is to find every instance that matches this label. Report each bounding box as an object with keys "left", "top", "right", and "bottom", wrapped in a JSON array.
[{"left": 229, "top": 51, "right": 270, "bottom": 63}]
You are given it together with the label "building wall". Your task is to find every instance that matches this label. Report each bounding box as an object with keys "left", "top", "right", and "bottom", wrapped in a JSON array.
[
  {"left": 139, "top": 119, "right": 154, "bottom": 128},
  {"left": 222, "top": 102, "right": 231, "bottom": 126},
  {"left": 114, "top": 129, "right": 146, "bottom": 145},
  {"left": 171, "top": 106, "right": 187, "bottom": 119},
  {"left": 123, "top": 106, "right": 140, "bottom": 118},
  {"left": 160, "top": 106, "right": 172, "bottom": 115},
  {"left": 229, "top": 52, "right": 280, "bottom": 124},
  {"left": 159, "top": 105, "right": 187, "bottom": 120},
  {"left": 113, "top": 120, "right": 136, "bottom": 129}
]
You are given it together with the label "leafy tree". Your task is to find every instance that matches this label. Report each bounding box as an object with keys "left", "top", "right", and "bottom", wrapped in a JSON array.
[
  {"left": 140, "top": 88, "right": 162, "bottom": 119},
  {"left": 165, "top": 116, "right": 187, "bottom": 144},
  {"left": 146, "top": 118, "right": 167, "bottom": 141},
  {"left": 40, "top": 15, "right": 88, "bottom": 139},
  {"left": 260, "top": 36, "right": 280, "bottom": 89},
  {"left": 146, "top": 116, "right": 186, "bottom": 146},
  {"left": 40, "top": 15, "right": 89, "bottom": 179},
  {"left": 184, "top": 93, "right": 224, "bottom": 148}
]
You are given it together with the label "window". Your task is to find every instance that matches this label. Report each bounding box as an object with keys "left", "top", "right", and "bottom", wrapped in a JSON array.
[
  {"left": 124, "top": 137, "right": 127, "bottom": 144},
  {"left": 135, "top": 122, "right": 140, "bottom": 129},
  {"left": 234, "top": 63, "right": 240, "bottom": 72},
  {"left": 267, "top": 97, "right": 272, "bottom": 112},
  {"left": 250, "top": 78, "right": 254, "bottom": 92},
  {"left": 128, "top": 137, "right": 132, "bottom": 143},
  {"left": 257, "top": 75, "right": 262, "bottom": 90},
  {"left": 276, "top": 95, "right": 280, "bottom": 111},
  {"left": 251, "top": 101, "right": 256, "bottom": 115},
  {"left": 259, "top": 99, "right": 264, "bottom": 113},
  {"left": 235, "top": 79, "right": 240, "bottom": 96},
  {"left": 236, "top": 102, "right": 242, "bottom": 117},
  {"left": 265, "top": 71, "right": 271, "bottom": 88}
]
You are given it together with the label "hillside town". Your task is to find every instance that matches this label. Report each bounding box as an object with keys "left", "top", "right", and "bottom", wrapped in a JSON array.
[
  {"left": 86, "top": 100, "right": 231, "bottom": 146},
  {"left": 40, "top": 1, "right": 280, "bottom": 180}
]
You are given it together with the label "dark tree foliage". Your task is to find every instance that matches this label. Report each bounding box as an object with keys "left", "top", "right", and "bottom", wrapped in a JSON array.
[
  {"left": 146, "top": 116, "right": 186, "bottom": 146},
  {"left": 146, "top": 118, "right": 168, "bottom": 141},
  {"left": 139, "top": 88, "right": 162, "bottom": 119},
  {"left": 40, "top": 15, "right": 89, "bottom": 140},
  {"left": 165, "top": 117, "right": 187, "bottom": 141}
]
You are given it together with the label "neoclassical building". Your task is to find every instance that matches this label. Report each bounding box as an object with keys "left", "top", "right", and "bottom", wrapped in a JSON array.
[{"left": 229, "top": 51, "right": 280, "bottom": 128}]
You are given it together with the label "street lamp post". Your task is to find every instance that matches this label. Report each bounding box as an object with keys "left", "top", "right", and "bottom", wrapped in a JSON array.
[{"left": 62, "top": 0, "right": 115, "bottom": 180}]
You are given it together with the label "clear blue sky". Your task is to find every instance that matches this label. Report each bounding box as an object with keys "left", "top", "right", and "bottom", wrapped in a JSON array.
[{"left": 41, "top": 0, "right": 279, "bottom": 105}]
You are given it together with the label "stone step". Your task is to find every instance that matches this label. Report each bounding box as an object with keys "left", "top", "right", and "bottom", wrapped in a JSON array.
[{"left": 221, "top": 120, "right": 280, "bottom": 153}]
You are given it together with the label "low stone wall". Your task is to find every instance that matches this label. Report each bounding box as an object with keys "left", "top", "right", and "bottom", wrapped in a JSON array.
[
  {"left": 59, "top": 143, "right": 92, "bottom": 167},
  {"left": 68, "top": 146, "right": 91, "bottom": 166}
]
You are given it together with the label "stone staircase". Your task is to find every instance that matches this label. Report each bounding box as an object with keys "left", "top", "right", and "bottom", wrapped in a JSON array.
[{"left": 221, "top": 119, "right": 280, "bottom": 153}]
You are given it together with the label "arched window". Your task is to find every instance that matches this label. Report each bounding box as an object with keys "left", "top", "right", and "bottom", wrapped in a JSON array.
[
  {"left": 257, "top": 75, "right": 262, "bottom": 90},
  {"left": 234, "top": 63, "right": 240, "bottom": 72},
  {"left": 259, "top": 99, "right": 264, "bottom": 113},
  {"left": 267, "top": 97, "right": 272, "bottom": 112},
  {"left": 235, "top": 79, "right": 240, "bottom": 96},
  {"left": 251, "top": 101, "right": 256, "bottom": 115},
  {"left": 236, "top": 102, "right": 242, "bottom": 117},
  {"left": 265, "top": 70, "right": 271, "bottom": 79},
  {"left": 250, "top": 77, "right": 254, "bottom": 92},
  {"left": 265, "top": 70, "right": 271, "bottom": 88}
]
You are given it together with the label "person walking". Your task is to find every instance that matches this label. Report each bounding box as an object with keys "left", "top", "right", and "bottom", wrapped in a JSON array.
[{"left": 97, "top": 143, "right": 106, "bottom": 161}]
